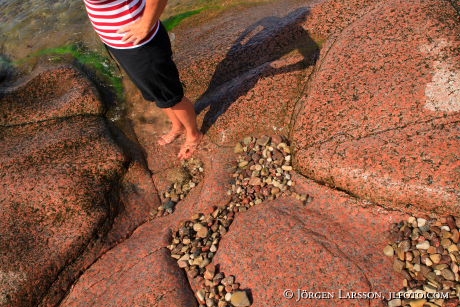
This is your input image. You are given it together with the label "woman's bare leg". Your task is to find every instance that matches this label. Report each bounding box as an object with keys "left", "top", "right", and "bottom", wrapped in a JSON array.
[
  {"left": 171, "top": 97, "right": 201, "bottom": 139},
  {"left": 159, "top": 96, "right": 202, "bottom": 159},
  {"left": 170, "top": 97, "right": 202, "bottom": 159},
  {"left": 158, "top": 107, "right": 184, "bottom": 145}
]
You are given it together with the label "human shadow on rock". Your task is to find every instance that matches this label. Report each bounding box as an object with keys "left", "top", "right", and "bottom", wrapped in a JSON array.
[{"left": 195, "top": 7, "right": 319, "bottom": 134}]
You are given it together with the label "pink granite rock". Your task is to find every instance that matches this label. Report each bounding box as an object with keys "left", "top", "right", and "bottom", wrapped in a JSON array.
[
  {"left": 3, "top": 0, "right": 458, "bottom": 305},
  {"left": 292, "top": 0, "right": 460, "bottom": 212},
  {"left": 60, "top": 220, "right": 197, "bottom": 307},
  {"left": 0, "top": 65, "right": 103, "bottom": 126},
  {"left": 304, "top": 0, "right": 381, "bottom": 39},
  {"left": 213, "top": 173, "right": 408, "bottom": 307},
  {"left": 60, "top": 142, "right": 239, "bottom": 307}
]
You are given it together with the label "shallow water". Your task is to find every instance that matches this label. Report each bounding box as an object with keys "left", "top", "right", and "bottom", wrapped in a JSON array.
[{"left": 0, "top": 1, "right": 94, "bottom": 61}]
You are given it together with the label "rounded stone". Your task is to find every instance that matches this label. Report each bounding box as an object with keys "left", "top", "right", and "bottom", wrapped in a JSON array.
[
  {"left": 416, "top": 241, "right": 430, "bottom": 250},
  {"left": 429, "top": 254, "right": 442, "bottom": 264},
  {"left": 447, "top": 244, "right": 459, "bottom": 253},
  {"left": 230, "top": 291, "right": 251, "bottom": 307},
  {"left": 417, "top": 218, "right": 427, "bottom": 227},
  {"left": 441, "top": 269, "right": 455, "bottom": 281}
]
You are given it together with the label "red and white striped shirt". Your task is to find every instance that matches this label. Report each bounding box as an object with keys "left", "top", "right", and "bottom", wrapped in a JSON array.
[{"left": 84, "top": 0, "right": 160, "bottom": 49}]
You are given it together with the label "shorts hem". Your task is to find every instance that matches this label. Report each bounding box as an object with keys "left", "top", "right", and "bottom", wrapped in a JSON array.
[{"left": 155, "top": 95, "right": 184, "bottom": 108}]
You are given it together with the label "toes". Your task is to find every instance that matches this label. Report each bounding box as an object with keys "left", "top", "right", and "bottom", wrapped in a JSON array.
[
  {"left": 177, "top": 133, "right": 203, "bottom": 160},
  {"left": 157, "top": 130, "right": 183, "bottom": 146}
]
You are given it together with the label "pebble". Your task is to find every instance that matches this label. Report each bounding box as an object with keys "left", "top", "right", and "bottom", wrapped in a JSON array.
[
  {"left": 430, "top": 254, "right": 442, "bottom": 264},
  {"left": 239, "top": 161, "right": 249, "bottom": 168},
  {"left": 452, "top": 229, "right": 459, "bottom": 243},
  {"left": 221, "top": 276, "right": 235, "bottom": 286},
  {"left": 441, "top": 269, "right": 455, "bottom": 281},
  {"left": 393, "top": 259, "right": 405, "bottom": 272},
  {"left": 256, "top": 136, "right": 271, "bottom": 146},
  {"left": 384, "top": 245, "right": 395, "bottom": 257},
  {"left": 408, "top": 299, "right": 426, "bottom": 307},
  {"left": 197, "top": 226, "right": 209, "bottom": 239},
  {"left": 196, "top": 290, "right": 206, "bottom": 303},
  {"left": 230, "top": 291, "right": 251, "bottom": 307},
  {"left": 206, "top": 298, "right": 216, "bottom": 307},
  {"left": 281, "top": 165, "right": 293, "bottom": 171},
  {"left": 234, "top": 143, "right": 244, "bottom": 154},
  {"left": 204, "top": 264, "right": 216, "bottom": 280},
  {"left": 416, "top": 241, "right": 430, "bottom": 250},
  {"left": 417, "top": 218, "right": 427, "bottom": 227},
  {"left": 448, "top": 244, "right": 459, "bottom": 253}
]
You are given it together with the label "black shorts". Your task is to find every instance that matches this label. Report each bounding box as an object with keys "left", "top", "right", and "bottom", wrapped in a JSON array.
[{"left": 107, "top": 23, "right": 184, "bottom": 108}]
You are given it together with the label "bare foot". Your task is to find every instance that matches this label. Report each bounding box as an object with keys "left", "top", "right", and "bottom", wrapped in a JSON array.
[
  {"left": 178, "top": 133, "right": 203, "bottom": 160},
  {"left": 158, "top": 129, "right": 184, "bottom": 146}
]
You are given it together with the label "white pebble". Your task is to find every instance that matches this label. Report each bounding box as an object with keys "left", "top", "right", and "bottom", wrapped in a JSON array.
[
  {"left": 417, "top": 218, "right": 427, "bottom": 227},
  {"left": 425, "top": 258, "right": 433, "bottom": 266},
  {"left": 416, "top": 241, "right": 430, "bottom": 249}
]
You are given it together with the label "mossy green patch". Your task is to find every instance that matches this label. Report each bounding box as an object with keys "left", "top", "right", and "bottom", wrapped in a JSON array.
[
  {"left": 163, "top": 8, "right": 205, "bottom": 31},
  {"left": 162, "top": 0, "right": 272, "bottom": 29}
]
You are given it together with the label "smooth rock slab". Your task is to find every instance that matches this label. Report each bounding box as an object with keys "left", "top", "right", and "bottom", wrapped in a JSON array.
[
  {"left": 297, "top": 119, "right": 460, "bottom": 214},
  {"left": 60, "top": 220, "right": 197, "bottom": 307},
  {"left": 292, "top": 0, "right": 460, "bottom": 211},
  {"left": 214, "top": 173, "right": 407, "bottom": 307}
]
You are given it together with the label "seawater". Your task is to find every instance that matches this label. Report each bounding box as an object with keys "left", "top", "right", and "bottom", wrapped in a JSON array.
[{"left": 0, "top": 0, "right": 103, "bottom": 62}]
